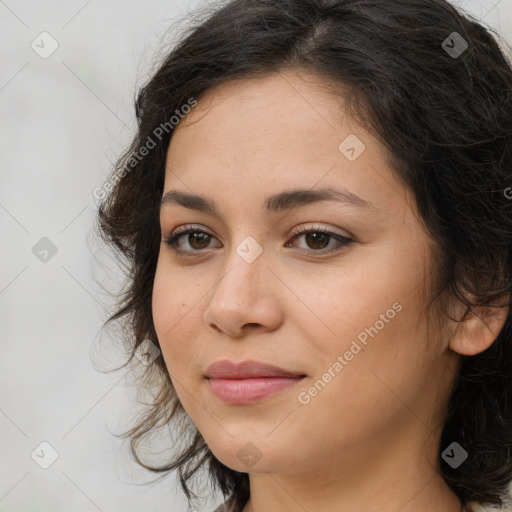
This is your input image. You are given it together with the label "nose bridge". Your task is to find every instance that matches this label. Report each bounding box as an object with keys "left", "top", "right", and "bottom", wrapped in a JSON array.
[
  {"left": 202, "top": 232, "right": 274, "bottom": 333},
  {"left": 201, "top": 216, "right": 291, "bottom": 336},
  {"left": 214, "top": 234, "right": 266, "bottom": 301}
]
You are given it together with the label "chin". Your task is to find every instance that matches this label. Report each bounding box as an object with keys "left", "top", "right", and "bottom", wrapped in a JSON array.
[{"left": 205, "top": 434, "right": 296, "bottom": 474}]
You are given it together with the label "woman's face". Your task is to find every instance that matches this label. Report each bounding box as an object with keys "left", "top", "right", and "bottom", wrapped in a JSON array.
[{"left": 152, "top": 69, "right": 459, "bottom": 477}]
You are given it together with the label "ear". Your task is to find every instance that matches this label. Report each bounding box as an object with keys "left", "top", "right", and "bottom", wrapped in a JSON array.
[{"left": 449, "top": 295, "right": 509, "bottom": 356}]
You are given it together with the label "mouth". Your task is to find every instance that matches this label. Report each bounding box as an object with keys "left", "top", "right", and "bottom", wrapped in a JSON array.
[{"left": 204, "top": 359, "right": 307, "bottom": 405}]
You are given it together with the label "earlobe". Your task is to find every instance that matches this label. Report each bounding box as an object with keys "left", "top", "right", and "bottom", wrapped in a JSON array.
[{"left": 449, "top": 298, "right": 510, "bottom": 356}]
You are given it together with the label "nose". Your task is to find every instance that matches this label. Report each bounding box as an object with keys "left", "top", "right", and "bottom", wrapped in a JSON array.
[{"left": 202, "top": 243, "right": 283, "bottom": 338}]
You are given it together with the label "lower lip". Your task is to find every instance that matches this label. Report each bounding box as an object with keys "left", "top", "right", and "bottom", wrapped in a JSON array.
[{"left": 207, "top": 376, "right": 305, "bottom": 404}]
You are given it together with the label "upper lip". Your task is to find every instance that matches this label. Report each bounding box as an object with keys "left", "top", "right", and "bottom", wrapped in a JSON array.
[{"left": 204, "top": 360, "right": 306, "bottom": 379}]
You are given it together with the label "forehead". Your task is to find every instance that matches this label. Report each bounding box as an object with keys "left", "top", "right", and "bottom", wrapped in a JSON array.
[
  {"left": 162, "top": 69, "right": 412, "bottom": 221},
  {"left": 168, "top": 69, "right": 356, "bottom": 157}
]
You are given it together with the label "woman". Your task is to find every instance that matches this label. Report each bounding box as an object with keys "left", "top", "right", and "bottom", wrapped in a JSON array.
[{"left": 95, "top": 1, "right": 512, "bottom": 511}]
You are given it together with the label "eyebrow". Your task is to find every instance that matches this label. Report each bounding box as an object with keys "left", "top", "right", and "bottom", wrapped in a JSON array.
[{"left": 159, "top": 186, "right": 376, "bottom": 215}]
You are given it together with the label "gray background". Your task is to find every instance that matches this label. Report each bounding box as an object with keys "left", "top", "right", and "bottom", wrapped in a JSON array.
[{"left": 1, "top": 1, "right": 511, "bottom": 511}]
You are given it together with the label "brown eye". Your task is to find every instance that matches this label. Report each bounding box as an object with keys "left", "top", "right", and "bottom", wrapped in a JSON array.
[
  {"left": 303, "top": 232, "right": 330, "bottom": 250},
  {"left": 287, "top": 227, "right": 354, "bottom": 255},
  {"left": 187, "top": 232, "right": 211, "bottom": 249},
  {"left": 163, "top": 226, "right": 219, "bottom": 254}
]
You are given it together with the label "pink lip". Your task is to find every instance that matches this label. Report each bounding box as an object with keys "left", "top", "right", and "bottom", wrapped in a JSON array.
[
  {"left": 207, "top": 376, "right": 305, "bottom": 404},
  {"left": 204, "top": 359, "right": 305, "bottom": 379},
  {"left": 204, "top": 360, "right": 306, "bottom": 405}
]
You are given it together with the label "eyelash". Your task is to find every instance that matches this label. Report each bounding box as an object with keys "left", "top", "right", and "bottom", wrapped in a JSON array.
[{"left": 162, "top": 224, "right": 354, "bottom": 257}]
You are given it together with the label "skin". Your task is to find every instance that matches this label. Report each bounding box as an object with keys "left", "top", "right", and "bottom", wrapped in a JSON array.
[{"left": 152, "top": 68, "right": 508, "bottom": 512}]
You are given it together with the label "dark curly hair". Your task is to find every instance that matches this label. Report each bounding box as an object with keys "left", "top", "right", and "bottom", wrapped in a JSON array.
[{"left": 93, "top": 0, "right": 512, "bottom": 511}]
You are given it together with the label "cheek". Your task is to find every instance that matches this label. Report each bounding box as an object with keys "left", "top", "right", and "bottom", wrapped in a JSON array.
[
  {"left": 284, "top": 264, "right": 404, "bottom": 356},
  {"left": 151, "top": 264, "right": 195, "bottom": 374},
  {"left": 152, "top": 254, "right": 197, "bottom": 333},
  {"left": 152, "top": 268, "right": 173, "bottom": 340},
  {"left": 289, "top": 306, "right": 430, "bottom": 458},
  {"left": 290, "top": 260, "right": 431, "bottom": 401}
]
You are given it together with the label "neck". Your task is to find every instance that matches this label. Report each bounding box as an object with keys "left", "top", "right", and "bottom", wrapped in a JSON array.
[{"left": 242, "top": 469, "right": 461, "bottom": 512}]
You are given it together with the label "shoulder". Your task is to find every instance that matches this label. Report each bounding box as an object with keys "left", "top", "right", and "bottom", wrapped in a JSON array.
[{"left": 213, "top": 503, "right": 230, "bottom": 512}]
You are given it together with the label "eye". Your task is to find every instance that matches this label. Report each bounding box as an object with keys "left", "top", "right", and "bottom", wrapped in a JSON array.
[
  {"left": 286, "top": 225, "right": 354, "bottom": 255},
  {"left": 162, "top": 224, "right": 354, "bottom": 256},
  {"left": 163, "top": 224, "right": 220, "bottom": 255}
]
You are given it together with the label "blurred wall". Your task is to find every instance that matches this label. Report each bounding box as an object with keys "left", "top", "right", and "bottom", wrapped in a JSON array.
[{"left": 1, "top": 1, "right": 510, "bottom": 511}]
